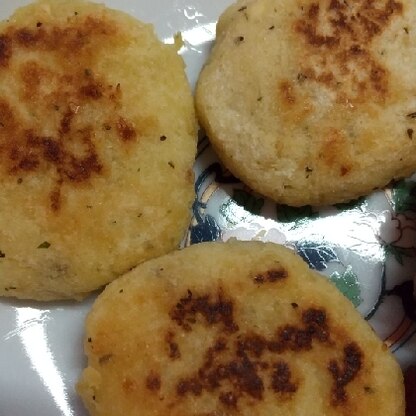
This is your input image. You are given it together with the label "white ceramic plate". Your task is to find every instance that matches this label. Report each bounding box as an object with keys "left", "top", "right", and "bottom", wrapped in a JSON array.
[{"left": 0, "top": 1, "right": 415, "bottom": 415}]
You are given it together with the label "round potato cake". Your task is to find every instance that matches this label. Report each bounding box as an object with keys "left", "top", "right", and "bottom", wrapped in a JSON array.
[
  {"left": 77, "top": 241, "right": 404, "bottom": 416},
  {"left": 0, "top": 0, "right": 196, "bottom": 300},
  {"left": 196, "top": 0, "right": 416, "bottom": 206}
]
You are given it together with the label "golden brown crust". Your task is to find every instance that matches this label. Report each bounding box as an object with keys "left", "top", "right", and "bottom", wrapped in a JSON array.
[
  {"left": 196, "top": 0, "right": 416, "bottom": 206},
  {"left": 293, "top": 0, "right": 402, "bottom": 104},
  {"left": 0, "top": 0, "right": 196, "bottom": 300},
  {"left": 77, "top": 241, "right": 405, "bottom": 416},
  {"left": 0, "top": 15, "right": 140, "bottom": 211}
]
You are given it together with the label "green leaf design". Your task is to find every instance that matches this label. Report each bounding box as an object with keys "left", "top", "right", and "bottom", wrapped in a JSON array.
[
  {"left": 276, "top": 204, "right": 316, "bottom": 224},
  {"left": 233, "top": 189, "right": 264, "bottom": 215},
  {"left": 391, "top": 180, "right": 416, "bottom": 213},
  {"left": 330, "top": 266, "right": 362, "bottom": 307}
]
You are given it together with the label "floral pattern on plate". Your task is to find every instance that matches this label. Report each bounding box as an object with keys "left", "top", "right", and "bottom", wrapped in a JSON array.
[{"left": 186, "top": 135, "right": 416, "bottom": 368}]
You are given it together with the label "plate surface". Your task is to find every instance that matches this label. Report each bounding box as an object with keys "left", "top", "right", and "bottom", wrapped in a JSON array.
[{"left": 0, "top": 1, "right": 415, "bottom": 415}]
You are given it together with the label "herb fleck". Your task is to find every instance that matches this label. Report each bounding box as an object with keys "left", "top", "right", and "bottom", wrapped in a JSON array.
[
  {"left": 0, "top": 250, "right": 5, "bottom": 258},
  {"left": 168, "top": 161, "right": 175, "bottom": 169},
  {"left": 36, "top": 22, "right": 42, "bottom": 28},
  {"left": 160, "top": 135, "right": 167, "bottom": 141},
  {"left": 297, "top": 73, "right": 308, "bottom": 83},
  {"left": 84, "top": 68, "right": 92, "bottom": 77},
  {"left": 407, "top": 112, "right": 416, "bottom": 119},
  {"left": 238, "top": 6, "right": 247, "bottom": 11},
  {"left": 37, "top": 241, "right": 51, "bottom": 249},
  {"left": 407, "top": 128, "right": 414, "bottom": 139},
  {"left": 235, "top": 36, "right": 245, "bottom": 44},
  {"left": 269, "top": 25, "right": 275, "bottom": 30},
  {"left": 404, "top": 27, "right": 409, "bottom": 34},
  {"left": 17, "top": 178, "right": 23, "bottom": 184}
]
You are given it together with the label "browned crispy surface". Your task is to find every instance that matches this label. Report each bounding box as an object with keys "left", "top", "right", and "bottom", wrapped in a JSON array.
[
  {"left": 196, "top": 0, "right": 416, "bottom": 206},
  {"left": 0, "top": 0, "right": 196, "bottom": 300},
  {"left": 78, "top": 241, "right": 405, "bottom": 415}
]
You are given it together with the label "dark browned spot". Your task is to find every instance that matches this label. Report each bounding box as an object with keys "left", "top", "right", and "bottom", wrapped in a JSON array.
[
  {"left": 269, "top": 308, "right": 329, "bottom": 352},
  {"left": 254, "top": 268, "right": 288, "bottom": 284},
  {"left": 177, "top": 378, "right": 202, "bottom": 396},
  {"left": 171, "top": 306, "right": 334, "bottom": 408},
  {"left": 294, "top": 0, "right": 403, "bottom": 103},
  {"left": 98, "top": 354, "right": 113, "bottom": 365},
  {"left": 146, "top": 372, "right": 161, "bottom": 392},
  {"left": 340, "top": 165, "right": 350, "bottom": 176},
  {"left": 176, "top": 344, "right": 266, "bottom": 405},
  {"left": 237, "top": 334, "right": 267, "bottom": 358},
  {"left": 0, "top": 16, "right": 140, "bottom": 212},
  {"left": 170, "top": 288, "right": 239, "bottom": 333},
  {"left": 279, "top": 80, "right": 296, "bottom": 106},
  {"left": 122, "top": 377, "right": 137, "bottom": 393},
  {"left": 407, "top": 128, "right": 414, "bottom": 139},
  {"left": 271, "top": 361, "right": 298, "bottom": 393},
  {"left": 15, "top": 27, "right": 44, "bottom": 46},
  {"left": 0, "top": 35, "right": 12, "bottom": 67},
  {"left": 59, "top": 110, "right": 74, "bottom": 136},
  {"left": 219, "top": 391, "right": 237, "bottom": 408},
  {"left": 328, "top": 342, "right": 363, "bottom": 405},
  {"left": 364, "top": 385, "right": 374, "bottom": 394},
  {"left": 79, "top": 82, "right": 103, "bottom": 99},
  {"left": 116, "top": 117, "right": 137, "bottom": 141},
  {"left": 165, "top": 331, "right": 181, "bottom": 360}
]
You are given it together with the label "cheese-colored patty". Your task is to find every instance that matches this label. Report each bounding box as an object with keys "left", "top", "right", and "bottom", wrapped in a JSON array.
[
  {"left": 196, "top": 0, "right": 416, "bottom": 206},
  {"left": 0, "top": 0, "right": 196, "bottom": 300},
  {"left": 77, "top": 241, "right": 404, "bottom": 416}
]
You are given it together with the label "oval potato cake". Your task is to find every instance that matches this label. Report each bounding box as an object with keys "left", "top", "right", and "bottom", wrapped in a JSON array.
[
  {"left": 0, "top": 0, "right": 196, "bottom": 300},
  {"left": 77, "top": 241, "right": 404, "bottom": 416},
  {"left": 196, "top": 0, "right": 416, "bottom": 206}
]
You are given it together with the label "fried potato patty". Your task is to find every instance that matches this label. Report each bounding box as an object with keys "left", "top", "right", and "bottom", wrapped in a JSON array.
[
  {"left": 196, "top": 0, "right": 416, "bottom": 206},
  {"left": 0, "top": 0, "right": 196, "bottom": 300},
  {"left": 77, "top": 241, "right": 404, "bottom": 416}
]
